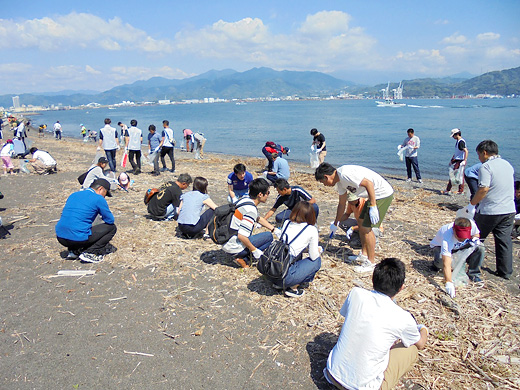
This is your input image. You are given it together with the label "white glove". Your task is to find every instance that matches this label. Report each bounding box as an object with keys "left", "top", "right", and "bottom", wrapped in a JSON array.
[
  {"left": 232, "top": 196, "right": 238, "bottom": 203},
  {"left": 153, "top": 147, "right": 160, "bottom": 153},
  {"left": 329, "top": 223, "right": 338, "bottom": 237},
  {"left": 445, "top": 282, "right": 456, "bottom": 298},
  {"left": 116, "top": 145, "right": 121, "bottom": 150},
  {"left": 125, "top": 147, "right": 129, "bottom": 152},
  {"left": 254, "top": 222, "right": 261, "bottom": 230},
  {"left": 96, "top": 146, "right": 101, "bottom": 151},
  {"left": 318, "top": 246, "right": 323, "bottom": 254},
  {"left": 460, "top": 161, "right": 466, "bottom": 167},
  {"left": 252, "top": 248, "right": 263, "bottom": 259},
  {"left": 262, "top": 171, "right": 268, "bottom": 177},
  {"left": 465, "top": 203, "right": 476, "bottom": 218},
  {"left": 369, "top": 206, "right": 380, "bottom": 225},
  {"left": 273, "top": 228, "right": 282, "bottom": 239},
  {"left": 471, "top": 237, "right": 481, "bottom": 246},
  {"left": 345, "top": 227, "right": 354, "bottom": 240}
]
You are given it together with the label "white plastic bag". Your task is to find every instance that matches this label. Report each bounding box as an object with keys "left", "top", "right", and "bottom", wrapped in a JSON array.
[
  {"left": 397, "top": 145, "right": 406, "bottom": 161},
  {"left": 449, "top": 164, "right": 463, "bottom": 185},
  {"left": 309, "top": 145, "right": 320, "bottom": 168},
  {"left": 92, "top": 150, "right": 104, "bottom": 164},
  {"left": 147, "top": 152, "right": 157, "bottom": 166},
  {"left": 451, "top": 243, "right": 477, "bottom": 286}
]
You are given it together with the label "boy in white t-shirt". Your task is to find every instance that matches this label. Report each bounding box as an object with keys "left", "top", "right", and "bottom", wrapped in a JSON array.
[
  {"left": 430, "top": 217, "right": 484, "bottom": 297},
  {"left": 325, "top": 258, "right": 428, "bottom": 390}
]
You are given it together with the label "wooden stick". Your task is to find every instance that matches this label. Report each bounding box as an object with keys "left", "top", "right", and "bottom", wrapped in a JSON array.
[{"left": 124, "top": 350, "right": 154, "bottom": 357}]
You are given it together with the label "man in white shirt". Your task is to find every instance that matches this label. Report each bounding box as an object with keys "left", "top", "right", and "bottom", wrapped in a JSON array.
[
  {"left": 159, "top": 120, "right": 175, "bottom": 173},
  {"left": 430, "top": 217, "right": 484, "bottom": 297},
  {"left": 325, "top": 258, "right": 428, "bottom": 390},
  {"left": 315, "top": 163, "right": 394, "bottom": 273},
  {"left": 53, "top": 121, "right": 62, "bottom": 140},
  {"left": 29, "top": 147, "right": 57, "bottom": 174},
  {"left": 124, "top": 119, "right": 143, "bottom": 175},
  {"left": 98, "top": 118, "right": 120, "bottom": 172}
]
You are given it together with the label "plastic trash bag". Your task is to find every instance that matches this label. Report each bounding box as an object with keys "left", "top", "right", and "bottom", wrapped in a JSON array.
[
  {"left": 451, "top": 240, "right": 482, "bottom": 286},
  {"left": 449, "top": 164, "right": 464, "bottom": 185},
  {"left": 309, "top": 145, "right": 320, "bottom": 168},
  {"left": 147, "top": 152, "right": 157, "bottom": 166},
  {"left": 92, "top": 150, "right": 104, "bottom": 164},
  {"left": 397, "top": 145, "right": 406, "bottom": 161},
  {"left": 20, "top": 160, "right": 30, "bottom": 174}
]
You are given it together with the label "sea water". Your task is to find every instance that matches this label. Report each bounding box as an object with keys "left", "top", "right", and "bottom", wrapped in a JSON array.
[{"left": 26, "top": 98, "right": 519, "bottom": 180}]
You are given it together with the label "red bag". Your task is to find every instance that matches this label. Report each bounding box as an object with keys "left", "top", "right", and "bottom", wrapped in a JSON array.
[{"left": 121, "top": 152, "right": 128, "bottom": 168}]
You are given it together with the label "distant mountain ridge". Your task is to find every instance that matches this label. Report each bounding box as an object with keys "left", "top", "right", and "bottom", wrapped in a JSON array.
[{"left": 1, "top": 66, "right": 519, "bottom": 108}]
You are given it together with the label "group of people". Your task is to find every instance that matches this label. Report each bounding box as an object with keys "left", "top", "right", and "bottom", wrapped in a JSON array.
[{"left": 48, "top": 116, "right": 517, "bottom": 390}]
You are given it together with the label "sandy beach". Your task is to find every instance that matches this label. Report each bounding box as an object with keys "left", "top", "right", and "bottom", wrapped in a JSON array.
[{"left": 1, "top": 134, "right": 519, "bottom": 389}]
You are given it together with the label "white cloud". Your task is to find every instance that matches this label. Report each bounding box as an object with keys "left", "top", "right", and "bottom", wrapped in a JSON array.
[
  {"left": 477, "top": 32, "right": 500, "bottom": 42},
  {"left": 441, "top": 33, "right": 467, "bottom": 45},
  {"left": 298, "top": 10, "right": 351, "bottom": 36},
  {"left": 0, "top": 63, "right": 33, "bottom": 73},
  {"left": 85, "top": 65, "right": 101, "bottom": 75},
  {"left": 0, "top": 13, "right": 173, "bottom": 53}
]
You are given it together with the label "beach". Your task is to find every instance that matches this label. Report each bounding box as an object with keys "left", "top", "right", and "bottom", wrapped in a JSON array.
[{"left": 1, "top": 135, "right": 519, "bottom": 389}]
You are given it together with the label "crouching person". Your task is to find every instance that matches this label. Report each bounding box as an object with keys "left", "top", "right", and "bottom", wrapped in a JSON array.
[
  {"left": 29, "top": 147, "right": 57, "bottom": 174},
  {"left": 325, "top": 258, "right": 428, "bottom": 390},
  {"left": 147, "top": 174, "right": 192, "bottom": 220},
  {"left": 430, "top": 216, "right": 485, "bottom": 297},
  {"left": 222, "top": 178, "right": 278, "bottom": 268},
  {"left": 177, "top": 177, "right": 217, "bottom": 239},
  {"left": 264, "top": 201, "right": 322, "bottom": 298},
  {"left": 55, "top": 179, "right": 117, "bottom": 263}
]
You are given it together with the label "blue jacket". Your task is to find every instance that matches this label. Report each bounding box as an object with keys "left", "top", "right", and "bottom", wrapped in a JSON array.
[{"left": 55, "top": 189, "right": 114, "bottom": 241}]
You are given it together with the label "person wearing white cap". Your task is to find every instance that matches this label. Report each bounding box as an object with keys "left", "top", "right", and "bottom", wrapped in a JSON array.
[{"left": 443, "top": 128, "right": 468, "bottom": 194}]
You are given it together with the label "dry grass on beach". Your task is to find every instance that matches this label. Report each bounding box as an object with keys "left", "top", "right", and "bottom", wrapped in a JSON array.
[{"left": 9, "top": 135, "right": 520, "bottom": 389}]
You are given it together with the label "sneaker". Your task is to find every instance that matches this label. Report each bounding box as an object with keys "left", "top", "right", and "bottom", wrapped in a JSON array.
[
  {"left": 66, "top": 250, "right": 80, "bottom": 260},
  {"left": 272, "top": 283, "right": 283, "bottom": 290},
  {"left": 469, "top": 275, "right": 483, "bottom": 282},
  {"left": 418, "top": 179, "right": 423, "bottom": 183},
  {"left": 160, "top": 167, "right": 167, "bottom": 172},
  {"left": 233, "top": 258, "right": 249, "bottom": 268},
  {"left": 354, "top": 259, "right": 376, "bottom": 273},
  {"left": 456, "top": 191, "right": 464, "bottom": 195},
  {"left": 346, "top": 253, "right": 368, "bottom": 264},
  {"left": 284, "top": 287, "right": 304, "bottom": 298},
  {"left": 442, "top": 190, "right": 450, "bottom": 195},
  {"left": 79, "top": 252, "right": 104, "bottom": 263},
  {"left": 203, "top": 233, "right": 210, "bottom": 241},
  {"left": 406, "top": 178, "right": 411, "bottom": 182}
]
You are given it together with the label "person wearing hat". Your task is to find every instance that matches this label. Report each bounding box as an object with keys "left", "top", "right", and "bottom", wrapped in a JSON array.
[
  {"left": 444, "top": 128, "right": 468, "bottom": 195},
  {"left": 117, "top": 172, "right": 133, "bottom": 191},
  {"left": 55, "top": 178, "right": 117, "bottom": 263},
  {"left": 430, "top": 216, "right": 484, "bottom": 297},
  {"left": 82, "top": 156, "right": 114, "bottom": 190}
]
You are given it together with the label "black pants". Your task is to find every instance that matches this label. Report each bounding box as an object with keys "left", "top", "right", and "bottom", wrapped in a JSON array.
[
  {"left": 57, "top": 223, "right": 117, "bottom": 255},
  {"left": 128, "top": 150, "right": 141, "bottom": 172},
  {"left": 178, "top": 209, "right": 214, "bottom": 238},
  {"left": 160, "top": 146, "right": 175, "bottom": 171}
]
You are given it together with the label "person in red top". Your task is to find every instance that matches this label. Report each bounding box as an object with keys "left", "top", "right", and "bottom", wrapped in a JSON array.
[{"left": 261, "top": 141, "right": 289, "bottom": 171}]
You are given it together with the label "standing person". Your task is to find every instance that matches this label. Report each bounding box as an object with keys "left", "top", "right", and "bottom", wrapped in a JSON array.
[
  {"left": 124, "top": 119, "right": 143, "bottom": 175},
  {"left": 147, "top": 124, "right": 162, "bottom": 176},
  {"left": 117, "top": 122, "right": 127, "bottom": 144},
  {"left": 315, "top": 163, "right": 394, "bottom": 273},
  {"left": 227, "top": 163, "right": 254, "bottom": 203},
  {"left": 514, "top": 181, "right": 520, "bottom": 237},
  {"left": 1, "top": 140, "right": 16, "bottom": 175},
  {"left": 400, "top": 128, "right": 421, "bottom": 183},
  {"left": 262, "top": 201, "right": 322, "bottom": 297},
  {"left": 430, "top": 217, "right": 485, "bottom": 297},
  {"left": 264, "top": 178, "right": 319, "bottom": 224},
  {"left": 265, "top": 153, "right": 290, "bottom": 184},
  {"left": 159, "top": 120, "right": 175, "bottom": 172},
  {"left": 98, "top": 118, "right": 120, "bottom": 173},
  {"left": 28, "top": 147, "right": 57, "bottom": 174},
  {"left": 177, "top": 177, "right": 218, "bottom": 239},
  {"left": 53, "top": 120, "right": 62, "bottom": 140},
  {"left": 464, "top": 162, "right": 482, "bottom": 201},
  {"left": 261, "top": 141, "right": 289, "bottom": 171},
  {"left": 222, "top": 178, "right": 278, "bottom": 268},
  {"left": 310, "top": 128, "right": 327, "bottom": 164},
  {"left": 147, "top": 174, "right": 192, "bottom": 220},
  {"left": 325, "top": 258, "right": 428, "bottom": 390},
  {"left": 183, "top": 128, "right": 193, "bottom": 152},
  {"left": 15, "top": 121, "right": 28, "bottom": 150},
  {"left": 193, "top": 132, "right": 206, "bottom": 159},
  {"left": 55, "top": 178, "right": 116, "bottom": 263},
  {"left": 464, "top": 140, "right": 515, "bottom": 280},
  {"left": 444, "top": 128, "right": 468, "bottom": 195},
  {"left": 80, "top": 124, "right": 87, "bottom": 142}
]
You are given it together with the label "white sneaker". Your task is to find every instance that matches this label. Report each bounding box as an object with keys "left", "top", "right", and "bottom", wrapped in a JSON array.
[
  {"left": 346, "top": 253, "right": 368, "bottom": 264},
  {"left": 354, "top": 259, "right": 376, "bottom": 273},
  {"left": 80, "top": 252, "right": 104, "bottom": 263},
  {"left": 418, "top": 179, "right": 423, "bottom": 183},
  {"left": 406, "top": 178, "right": 411, "bottom": 182}
]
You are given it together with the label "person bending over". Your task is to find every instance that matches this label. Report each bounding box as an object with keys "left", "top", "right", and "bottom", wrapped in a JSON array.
[
  {"left": 147, "top": 174, "right": 192, "bottom": 221},
  {"left": 325, "top": 258, "right": 428, "bottom": 390},
  {"left": 227, "top": 163, "right": 254, "bottom": 203}
]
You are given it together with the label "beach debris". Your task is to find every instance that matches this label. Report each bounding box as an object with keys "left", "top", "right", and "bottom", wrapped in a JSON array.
[
  {"left": 123, "top": 350, "right": 154, "bottom": 357},
  {"left": 56, "top": 270, "right": 97, "bottom": 277}
]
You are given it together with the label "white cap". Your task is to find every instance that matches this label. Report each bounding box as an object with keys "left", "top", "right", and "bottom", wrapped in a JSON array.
[{"left": 450, "top": 128, "right": 460, "bottom": 137}]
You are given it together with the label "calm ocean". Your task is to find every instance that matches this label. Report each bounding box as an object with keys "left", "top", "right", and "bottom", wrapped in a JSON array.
[{"left": 27, "top": 99, "right": 519, "bottom": 180}]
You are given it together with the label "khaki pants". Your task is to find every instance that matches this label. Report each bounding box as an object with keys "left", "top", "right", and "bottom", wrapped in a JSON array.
[
  {"left": 31, "top": 160, "right": 55, "bottom": 174},
  {"left": 318, "top": 150, "right": 327, "bottom": 164},
  {"left": 325, "top": 344, "right": 418, "bottom": 390}
]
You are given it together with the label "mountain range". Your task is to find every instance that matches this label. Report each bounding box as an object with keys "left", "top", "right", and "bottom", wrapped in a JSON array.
[{"left": 2, "top": 66, "right": 519, "bottom": 108}]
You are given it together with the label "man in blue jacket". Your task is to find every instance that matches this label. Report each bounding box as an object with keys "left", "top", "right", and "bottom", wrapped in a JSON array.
[{"left": 55, "top": 179, "right": 117, "bottom": 263}]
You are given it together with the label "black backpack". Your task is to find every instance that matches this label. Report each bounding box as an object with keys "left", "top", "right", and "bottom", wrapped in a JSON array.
[
  {"left": 207, "top": 199, "right": 255, "bottom": 245},
  {"left": 257, "top": 223, "right": 308, "bottom": 280}
]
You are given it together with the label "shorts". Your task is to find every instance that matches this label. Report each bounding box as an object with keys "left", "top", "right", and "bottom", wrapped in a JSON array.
[
  {"left": 360, "top": 194, "right": 393, "bottom": 228},
  {"left": 1, "top": 156, "right": 14, "bottom": 169}
]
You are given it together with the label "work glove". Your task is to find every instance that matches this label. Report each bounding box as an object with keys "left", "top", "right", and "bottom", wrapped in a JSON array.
[
  {"left": 369, "top": 205, "right": 380, "bottom": 225},
  {"left": 153, "top": 147, "right": 160, "bottom": 153},
  {"left": 96, "top": 146, "right": 101, "bottom": 151},
  {"left": 345, "top": 227, "right": 354, "bottom": 240},
  {"left": 318, "top": 246, "right": 323, "bottom": 254},
  {"left": 464, "top": 203, "right": 476, "bottom": 218},
  {"left": 329, "top": 222, "right": 338, "bottom": 238},
  {"left": 252, "top": 248, "right": 263, "bottom": 259},
  {"left": 471, "top": 237, "right": 481, "bottom": 246},
  {"left": 232, "top": 196, "right": 238, "bottom": 203},
  {"left": 445, "top": 281, "right": 456, "bottom": 298},
  {"left": 116, "top": 145, "right": 121, "bottom": 150},
  {"left": 273, "top": 228, "right": 282, "bottom": 239}
]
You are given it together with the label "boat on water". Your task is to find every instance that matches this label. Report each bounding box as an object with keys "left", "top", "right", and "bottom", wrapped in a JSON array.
[{"left": 376, "top": 82, "right": 406, "bottom": 107}]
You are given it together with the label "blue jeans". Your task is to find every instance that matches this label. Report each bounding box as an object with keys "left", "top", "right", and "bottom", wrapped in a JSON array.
[
  {"left": 405, "top": 156, "right": 421, "bottom": 180},
  {"left": 275, "top": 203, "right": 319, "bottom": 223},
  {"left": 268, "top": 256, "right": 322, "bottom": 288},
  {"left": 178, "top": 209, "right": 214, "bottom": 238},
  {"left": 105, "top": 149, "right": 117, "bottom": 172},
  {"left": 234, "top": 231, "right": 273, "bottom": 258},
  {"left": 465, "top": 176, "right": 479, "bottom": 200}
]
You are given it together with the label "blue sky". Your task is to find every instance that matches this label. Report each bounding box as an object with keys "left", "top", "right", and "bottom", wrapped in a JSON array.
[{"left": 1, "top": 0, "right": 519, "bottom": 94}]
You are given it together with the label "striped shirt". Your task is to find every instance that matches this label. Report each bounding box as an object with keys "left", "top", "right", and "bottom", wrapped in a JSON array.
[{"left": 222, "top": 196, "right": 257, "bottom": 254}]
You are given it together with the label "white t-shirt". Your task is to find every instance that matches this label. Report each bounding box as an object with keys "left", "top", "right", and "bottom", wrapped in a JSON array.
[
  {"left": 326, "top": 287, "right": 420, "bottom": 390},
  {"left": 1, "top": 143, "right": 14, "bottom": 157},
  {"left": 33, "top": 150, "right": 56, "bottom": 166},
  {"left": 53, "top": 122, "right": 61, "bottom": 131},
  {"left": 126, "top": 126, "right": 143, "bottom": 151},
  {"left": 335, "top": 165, "right": 394, "bottom": 199},
  {"left": 280, "top": 220, "right": 320, "bottom": 260},
  {"left": 430, "top": 220, "right": 479, "bottom": 257},
  {"left": 162, "top": 127, "right": 174, "bottom": 148}
]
